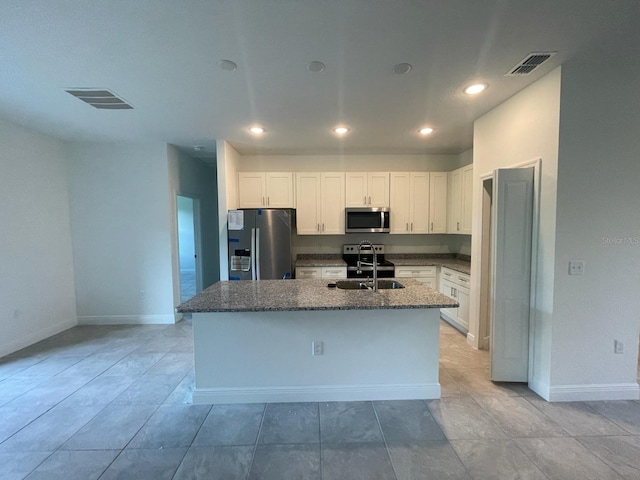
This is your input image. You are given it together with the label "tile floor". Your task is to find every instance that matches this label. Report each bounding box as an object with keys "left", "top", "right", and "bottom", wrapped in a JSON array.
[
  {"left": 0, "top": 320, "right": 639, "bottom": 479},
  {"left": 179, "top": 270, "right": 197, "bottom": 302}
]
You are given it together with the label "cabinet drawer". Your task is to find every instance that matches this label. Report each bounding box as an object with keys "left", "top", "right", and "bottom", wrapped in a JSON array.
[
  {"left": 295, "top": 267, "right": 322, "bottom": 279},
  {"left": 321, "top": 267, "right": 347, "bottom": 279},
  {"left": 394, "top": 266, "right": 436, "bottom": 278},
  {"left": 440, "top": 267, "right": 469, "bottom": 288}
]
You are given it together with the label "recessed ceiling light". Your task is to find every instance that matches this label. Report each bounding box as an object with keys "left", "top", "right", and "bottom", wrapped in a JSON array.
[
  {"left": 218, "top": 59, "right": 238, "bottom": 71},
  {"left": 419, "top": 127, "right": 434, "bottom": 135},
  {"left": 333, "top": 126, "right": 349, "bottom": 135},
  {"left": 393, "top": 63, "right": 413, "bottom": 75},
  {"left": 307, "top": 61, "right": 326, "bottom": 72},
  {"left": 249, "top": 126, "right": 265, "bottom": 134},
  {"left": 464, "top": 83, "right": 488, "bottom": 95}
]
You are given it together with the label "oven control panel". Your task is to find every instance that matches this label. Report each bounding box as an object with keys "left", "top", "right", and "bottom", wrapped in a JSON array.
[{"left": 343, "top": 244, "right": 385, "bottom": 254}]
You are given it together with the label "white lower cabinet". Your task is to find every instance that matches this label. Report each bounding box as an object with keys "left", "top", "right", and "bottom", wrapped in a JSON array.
[
  {"left": 394, "top": 265, "right": 437, "bottom": 289},
  {"left": 439, "top": 267, "right": 470, "bottom": 333},
  {"left": 295, "top": 266, "right": 346, "bottom": 279}
]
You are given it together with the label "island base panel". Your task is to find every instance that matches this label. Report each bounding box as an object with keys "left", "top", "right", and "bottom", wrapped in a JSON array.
[{"left": 192, "top": 308, "right": 440, "bottom": 404}]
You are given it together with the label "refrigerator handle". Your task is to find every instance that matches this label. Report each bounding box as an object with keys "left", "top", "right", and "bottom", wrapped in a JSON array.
[
  {"left": 255, "top": 227, "right": 261, "bottom": 280},
  {"left": 250, "top": 228, "right": 257, "bottom": 280}
]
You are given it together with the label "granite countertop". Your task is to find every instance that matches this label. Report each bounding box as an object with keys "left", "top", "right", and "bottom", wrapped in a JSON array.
[{"left": 177, "top": 278, "right": 458, "bottom": 313}]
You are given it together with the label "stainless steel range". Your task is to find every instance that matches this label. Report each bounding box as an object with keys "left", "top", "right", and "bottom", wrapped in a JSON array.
[{"left": 342, "top": 244, "right": 395, "bottom": 279}]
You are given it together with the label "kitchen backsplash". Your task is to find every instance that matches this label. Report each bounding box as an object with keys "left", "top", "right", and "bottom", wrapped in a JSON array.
[{"left": 292, "top": 232, "right": 471, "bottom": 258}]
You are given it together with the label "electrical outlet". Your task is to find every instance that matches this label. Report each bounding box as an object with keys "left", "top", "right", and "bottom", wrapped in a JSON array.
[
  {"left": 614, "top": 340, "right": 624, "bottom": 354},
  {"left": 568, "top": 261, "right": 585, "bottom": 276},
  {"left": 312, "top": 340, "right": 323, "bottom": 356},
  {"left": 140, "top": 290, "right": 145, "bottom": 299}
]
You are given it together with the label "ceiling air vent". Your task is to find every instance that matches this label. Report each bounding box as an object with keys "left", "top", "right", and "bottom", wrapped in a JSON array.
[
  {"left": 65, "top": 89, "right": 133, "bottom": 109},
  {"left": 505, "top": 52, "right": 556, "bottom": 76}
]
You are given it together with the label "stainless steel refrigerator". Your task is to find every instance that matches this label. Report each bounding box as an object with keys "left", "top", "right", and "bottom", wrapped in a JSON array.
[{"left": 228, "top": 209, "right": 293, "bottom": 280}]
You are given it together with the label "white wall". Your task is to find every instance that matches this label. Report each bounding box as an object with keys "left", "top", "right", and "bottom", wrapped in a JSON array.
[
  {"left": 237, "top": 154, "right": 458, "bottom": 172},
  {"left": 0, "top": 119, "right": 77, "bottom": 356},
  {"left": 216, "top": 141, "right": 242, "bottom": 280},
  {"left": 67, "top": 142, "right": 175, "bottom": 324},
  {"left": 550, "top": 58, "right": 640, "bottom": 397},
  {"left": 472, "top": 68, "right": 562, "bottom": 393}
]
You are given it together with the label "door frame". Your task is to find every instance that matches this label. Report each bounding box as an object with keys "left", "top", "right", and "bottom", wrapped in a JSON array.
[
  {"left": 478, "top": 158, "right": 541, "bottom": 384},
  {"left": 176, "top": 194, "right": 204, "bottom": 297}
]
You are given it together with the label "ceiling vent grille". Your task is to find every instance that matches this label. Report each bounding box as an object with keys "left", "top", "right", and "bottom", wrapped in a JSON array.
[
  {"left": 505, "top": 52, "right": 556, "bottom": 76},
  {"left": 65, "top": 89, "right": 133, "bottom": 109}
]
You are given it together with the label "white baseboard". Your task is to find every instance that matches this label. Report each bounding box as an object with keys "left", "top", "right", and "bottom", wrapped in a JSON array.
[
  {"left": 193, "top": 383, "right": 441, "bottom": 405},
  {"left": 77, "top": 314, "right": 176, "bottom": 325},
  {"left": 547, "top": 382, "right": 640, "bottom": 402},
  {"left": 528, "top": 377, "right": 551, "bottom": 401},
  {"left": 0, "top": 318, "right": 77, "bottom": 357}
]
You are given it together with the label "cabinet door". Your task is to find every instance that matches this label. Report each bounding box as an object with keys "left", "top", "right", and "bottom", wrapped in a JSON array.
[
  {"left": 321, "top": 173, "right": 345, "bottom": 234},
  {"left": 456, "top": 285, "right": 470, "bottom": 329},
  {"left": 389, "top": 173, "right": 411, "bottom": 233},
  {"left": 439, "top": 277, "right": 458, "bottom": 318},
  {"left": 295, "top": 173, "right": 321, "bottom": 235},
  {"left": 266, "top": 172, "right": 294, "bottom": 208},
  {"left": 447, "top": 169, "right": 462, "bottom": 233},
  {"left": 238, "top": 173, "right": 266, "bottom": 208},
  {"left": 460, "top": 164, "right": 473, "bottom": 234},
  {"left": 345, "top": 172, "right": 368, "bottom": 207},
  {"left": 429, "top": 172, "right": 448, "bottom": 233},
  {"left": 410, "top": 172, "right": 430, "bottom": 233},
  {"left": 368, "top": 172, "right": 390, "bottom": 207}
]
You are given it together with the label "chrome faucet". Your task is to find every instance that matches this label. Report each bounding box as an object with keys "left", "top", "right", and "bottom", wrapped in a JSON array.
[{"left": 357, "top": 240, "right": 378, "bottom": 292}]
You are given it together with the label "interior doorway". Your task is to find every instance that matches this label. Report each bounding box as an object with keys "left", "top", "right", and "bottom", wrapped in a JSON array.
[
  {"left": 177, "top": 195, "right": 202, "bottom": 302},
  {"left": 478, "top": 160, "right": 540, "bottom": 384}
]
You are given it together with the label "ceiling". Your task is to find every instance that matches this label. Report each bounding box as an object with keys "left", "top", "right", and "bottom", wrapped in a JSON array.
[{"left": 1, "top": 1, "right": 639, "bottom": 159}]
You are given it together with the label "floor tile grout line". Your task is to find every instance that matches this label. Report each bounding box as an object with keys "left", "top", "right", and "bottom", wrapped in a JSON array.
[
  {"left": 370, "top": 400, "right": 400, "bottom": 480},
  {"left": 245, "top": 402, "right": 268, "bottom": 480}
]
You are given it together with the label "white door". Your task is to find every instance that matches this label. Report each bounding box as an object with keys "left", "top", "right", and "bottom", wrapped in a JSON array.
[
  {"left": 490, "top": 167, "right": 534, "bottom": 382},
  {"left": 368, "top": 172, "right": 390, "bottom": 207},
  {"left": 428, "top": 172, "right": 447, "bottom": 233},
  {"left": 410, "top": 172, "right": 429, "bottom": 233},
  {"left": 345, "top": 172, "right": 368, "bottom": 206},
  {"left": 389, "top": 172, "right": 411, "bottom": 233},
  {"left": 265, "top": 172, "right": 294, "bottom": 208}
]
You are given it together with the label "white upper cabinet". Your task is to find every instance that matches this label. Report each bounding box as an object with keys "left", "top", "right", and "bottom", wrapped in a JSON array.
[
  {"left": 429, "top": 172, "right": 448, "bottom": 233},
  {"left": 390, "top": 172, "right": 445, "bottom": 234},
  {"left": 389, "top": 173, "right": 411, "bottom": 233},
  {"left": 346, "top": 172, "right": 389, "bottom": 207},
  {"left": 447, "top": 164, "right": 472, "bottom": 234},
  {"left": 295, "top": 172, "right": 345, "bottom": 235},
  {"left": 295, "top": 173, "right": 321, "bottom": 235},
  {"left": 237, "top": 172, "right": 294, "bottom": 208}
]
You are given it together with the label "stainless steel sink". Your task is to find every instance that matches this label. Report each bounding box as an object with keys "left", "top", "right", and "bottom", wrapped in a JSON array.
[{"left": 335, "top": 280, "right": 405, "bottom": 290}]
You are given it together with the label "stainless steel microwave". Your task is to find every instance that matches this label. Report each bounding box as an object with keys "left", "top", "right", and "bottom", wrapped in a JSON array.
[{"left": 345, "top": 207, "right": 390, "bottom": 233}]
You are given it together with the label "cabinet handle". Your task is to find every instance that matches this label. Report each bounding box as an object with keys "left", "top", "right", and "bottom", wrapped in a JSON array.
[
  {"left": 406, "top": 223, "right": 409, "bottom": 231},
  {"left": 368, "top": 196, "right": 371, "bottom": 205},
  {"left": 317, "top": 223, "right": 320, "bottom": 231},
  {"left": 457, "top": 222, "right": 460, "bottom": 231},
  {"left": 322, "top": 223, "right": 325, "bottom": 232},
  {"left": 431, "top": 222, "right": 433, "bottom": 231},
  {"left": 267, "top": 196, "right": 270, "bottom": 206},
  {"left": 364, "top": 196, "right": 367, "bottom": 205},
  {"left": 444, "top": 272, "right": 452, "bottom": 277},
  {"left": 411, "top": 222, "right": 413, "bottom": 231}
]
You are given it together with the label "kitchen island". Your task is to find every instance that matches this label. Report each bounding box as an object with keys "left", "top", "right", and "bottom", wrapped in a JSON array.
[{"left": 177, "top": 278, "right": 457, "bottom": 404}]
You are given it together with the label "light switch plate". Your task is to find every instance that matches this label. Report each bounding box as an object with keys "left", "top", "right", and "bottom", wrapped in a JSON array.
[{"left": 568, "top": 261, "right": 585, "bottom": 276}]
